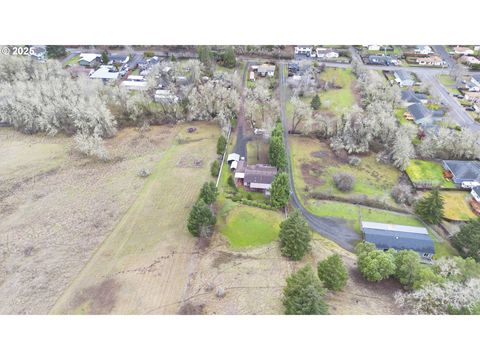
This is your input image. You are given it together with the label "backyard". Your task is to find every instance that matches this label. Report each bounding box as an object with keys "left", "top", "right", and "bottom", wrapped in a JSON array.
[
  {"left": 439, "top": 191, "right": 476, "bottom": 221},
  {"left": 406, "top": 159, "right": 456, "bottom": 189}
]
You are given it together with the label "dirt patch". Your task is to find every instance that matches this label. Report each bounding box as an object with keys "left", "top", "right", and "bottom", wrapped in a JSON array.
[
  {"left": 71, "top": 278, "right": 121, "bottom": 314},
  {"left": 301, "top": 162, "right": 325, "bottom": 187},
  {"left": 311, "top": 151, "right": 329, "bottom": 158},
  {"left": 176, "top": 156, "right": 204, "bottom": 168},
  {"left": 177, "top": 302, "right": 205, "bottom": 315}
]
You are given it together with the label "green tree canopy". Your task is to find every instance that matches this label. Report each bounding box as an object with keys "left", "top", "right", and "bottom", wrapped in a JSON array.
[
  {"left": 317, "top": 254, "right": 349, "bottom": 291},
  {"left": 46, "top": 45, "right": 66, "bottom": 59},
  {"left": 311, "top": 94, "right": 321, "bottom": 110},
  {"left": 268, "top": 135, "right": 287, "bottom": 171},
  {"left": 217, "top": 135, "right": 227, "bottom": 155},
  {"left": 187, "top": 199, "right": 216, "bottom": 237},
  {"left": 394, "top": 250, "right": 422, "bottom": 289},
  {"left": 270, "top": 172, "right": 290, "bottom": 208},
  {"left": 210, "top": 160, "right": 220, "bottom": 177},
  {"left": 199, "top": 181, "right": 218, "bottom": 205},
  {"left": 356, "top": 242, "right": 396, "bottom": 282},
  {"left": 279, "top": 210, "right": 311, "bottom": 260},
  {"left": 451, "top": 218, "right": 480, "bottom": 261},
  {"left": 415, "top": 188, "right": 444, "bottom": 224},
  {"left": 101, "top": 51, "right": 109, "bottom": 64},
  {"left": 222, "top": 46, "right": 236, "bottom": 68},
  {"left": 283, "top": 265, "right": 328, "bottom": 315}
]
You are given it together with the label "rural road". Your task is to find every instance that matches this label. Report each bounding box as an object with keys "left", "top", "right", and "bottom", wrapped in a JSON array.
[{"left": 277, "top": 63, "right": 359, "bottom": 251}]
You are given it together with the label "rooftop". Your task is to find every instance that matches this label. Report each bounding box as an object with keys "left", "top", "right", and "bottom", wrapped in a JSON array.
[
  {"left": 395, "top": 70, "right": 413, "bottom": 82},
  {"left": 401, "top": 89, "right": 428, "bottom": 103},
  {"left": 89, "top": 65, "right": 119, "bottom": 80},
  {"left": 244, "top": 164, "right": 277, "bottom": 186},
  {"left": 80, "top": 53, "right": 101, "bottom": 63},
  {"left": 443, "top": 160, "right": 480, "bottom": 181},
  {"left": 407, "top": 103, "right": 431, "bottom": 122}
]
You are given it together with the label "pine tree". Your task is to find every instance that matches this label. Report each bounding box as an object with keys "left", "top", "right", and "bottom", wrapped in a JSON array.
[
  {"left": 101, "top": 51, "right": 109, "bottom": 64},
  {"left": 210, "top": 160, "right": 220, "bottom": 177},
  {"left": 311, "top": 94, "right": 321, "bottom": 110},
  {"left": 217, "top": 135, "right": 227, "bottom": 155},
  {"left": 269, "top": 135, "right": 287, "bottom": 171},
  {"left": 415, "top": 188, "right": 444, "bottom": 224},
  {"left": 187, "top": 199, "right": 216, "bottom": 237},
  {"left": 270, "top": 172, "right": 290, "bottom": 208},
  {"left": 222, "top": 46, "right": 236, "bottom": 68},
  {"left": 283, "top": 265, "right": 328, "bottom": 315},
  {"left": 198, "top": 181, "right": 218, "bottom": 205},
  {"left": 317, "top": 254, "right": 348, "bottom": 291},
  {"left": 452, "top": 218, "right": 480, "bottom": 261},
  {"left": 279, "top": 210, "right": 311, "bottom": 260},
  {"left": 394, "top": 250, "right": 422, "bottom": 289}
]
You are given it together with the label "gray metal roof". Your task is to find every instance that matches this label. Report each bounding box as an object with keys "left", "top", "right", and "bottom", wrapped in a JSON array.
[
  {"left": 407, "top": 103, "right": 431, "bottom": 123},
  {"left": 395, "top": 70, "right": 413, "bottom": 82},
  {"left": 401, "top": 89, "right": 427, "bottom": 103},
  {"left": 361, "top": 222, "right": 435, "bottom": 254},
  {"left": 443, "top": 160, "right": 480, "bottom": 181},
  {"left": 244, "top": 164, "right": 277, "bottom": 185},
  {"left": 472, "top": 186, "right": 480, "bottom": 197},
  {"left": 472, "top": 74, "right": 480, "bottom": 83}
]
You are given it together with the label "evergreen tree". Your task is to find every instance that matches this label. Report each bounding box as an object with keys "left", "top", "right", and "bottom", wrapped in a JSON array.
[
  {"left": 199, "top": 181, "right": 218, "bottom": 205},
  {"left": 187, "top": 199, "right": 216, "bottom": 237},
  {"left": 217, "top": 135, "right": 227, "bottom": 155},
  {"left": 311, "top": 94, "right": 321, "bottom": 110},
  {"left": 452, "top": 218, "right": 480, "bottom": 261},
  {"left": 283, "top": 265, "right": 328, "bottom": 315},
  {"left": 46, "top": 45, "right": 66, "bottom": 59},
  {"left": 356, "top": 242, "right": 396, "bottom": 282},
  {"left": 101, "top": 51, "right": 109, "bottom": 64},
  {"left": 210, "top": 160, "right": 220, "bottom": 177},
  {"left": 317, "top": 254, "right": 348, "bottom": 291},
  {"left": 222, "top": 46, "right": 236, "bottom": 68},
  {"left": 270, "top": 172, "right": 290, "bottom": 208},
  {"left": 415, "top": 188, "right": 444, "bottom": 224},
  {"left": 394, "top": 250, "right": 422, "bottom": 289},
  {"left": 279, "top": 210, "right": 311, "bottom": 260},
  {"left": 269, "top": 135, "right": 287, "bottom": 171}
]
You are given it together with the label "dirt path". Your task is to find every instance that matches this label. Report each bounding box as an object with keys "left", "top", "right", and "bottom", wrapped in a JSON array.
[{"left": 233, "top": 62, "right": 251, "bottom": 158}]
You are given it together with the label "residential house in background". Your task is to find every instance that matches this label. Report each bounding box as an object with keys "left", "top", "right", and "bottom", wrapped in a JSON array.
[
  {"left": 315, "top": 48, "right": 339, "bottom": 59},
  {"left": 294, "top": 46, "right": 313, "bottom": 56},
  {"left": 459, "top": 55, "right": 480, "bottom": 66},
  {"left": 108, "top": 54, "right": 130, "bottom": 66},
  {"left": 30, "top": 46, "right": 46, "bottom": 60},
  {"left": 154, "top": 89, "right": 178, "bottom": 103},
  {"left": 416, "top": 55, "right": 445, "bottom": 67},
  {"left": 394, "top": 70, "right": 415, "bottom": 87},
  {"left": 361, "top": 222, "right": 435, "bottom": 261},
  {"left": 121, "top": 75, "right": 148, "bottom": 91},
  {"left": 443, "top": 160, "right": 480, "bottom": 184},
  {"left": 366, "top": 45, "right": 381, "bottom": 51},
  {"left": 89, "top": 65, "right": 120, "bottom": 82},
  {"left": 401, "top": 89, "right": 428, "bottom": 105},
  {"left": 407, "top": 103, "right": 434, "bottom": 126},
  {"left": 236, "top": 163, "right": 277, "bottom": 195},
  {"left": 471, "top": 75, "right": 480, "bottom": 88},
  {"left": 257, "top": 64, "right": 276, "bottom": 77},
  {"left": 415, "top": 45, "right": 433, "bottom": 55},
  {"left": 470, "top": 187, "right": 480, "bottom": 215},
  {"left": 79, "top": 53, "right": 102, "bottom": 67},
  {"left": 454, "top": 46, "right": 474, "bottom": 55},
  {"left": 367, "top": 55, "right": 398, "bottom": 66}
]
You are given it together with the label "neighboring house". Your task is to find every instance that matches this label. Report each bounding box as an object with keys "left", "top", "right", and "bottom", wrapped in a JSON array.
[
  {"left": 470, "top": 187, "right": 480, "bottom": 215},
  {"left": 442, "top": 160, "right": 480, "bottom": 184},
  {"left": 294, "top": 46, "right": 313, "bottom": 56},
  {"left": 108, "top": 54, "right": 130, "bottom": 66},
  {"left": 234, "top": 159, "right": 246, "bottom": 180},
  {"left": 454, "top": 46, "right": 474, "bottom": 55},
  {"left": 401, "top": 89, "right": 428, "bottom": 104},
  {"left": 459, "top": 55, "right": 480, "bottom": 66},
  {"left": 138, "top": 56, "right": 160, "bottom": 71},
  {"left": 366, "top": 45, "right": 381, "bottom": 51},
  {"left": 416, "top": 55, "right": 445, "bottom": 66},
  {"left": 471, "top": 186, "right": 480, "bottom": 202},
  {"left": 257, "top": 64, "right": 276, "bottom": 77},
  {"left": 30, "top": 46, "right": 46, "bottom": 60},
  {"left": 154, "top": 89, "right": 178, "bottom": 103},
  {"left": 89, "top": 65, "right": 120, "bottom": 82},
  {"left": 241, "top": 164, "right": 277, "bottom": 194},
  {"left": 361, "top": 221, "right": 435, "bottom": 261},
  {"left": 464, "top": 91, "right": 480, "bottom": 103},
  {"left": 394, "top": 70, "right": 415, "bottom": 87},
  {"left": 415, "top": 45, "right": 433, "bottom": 55},
  {"left": 67, "top": 65, "right": 94, "bottom": 78},
  {"left": 127, "top": 75, "right": 145, "bottom": 82},
  {"left": 367, "top": 55, "right": 398, "bottom": 66},
  {"left": 471, "top": 75, "right": 480, "bottom": 88},
  {"left": 407, "top": 103, "right": 434, "bottom": 126},
  {"left": 315, "top": 48, "right": 339, "bottom": 58},
  {"left": 79, "top": 53, "right": 102, "bottom": 67},
  {"left": 120, "top": 80, "right": 148, "bottom": 91}
]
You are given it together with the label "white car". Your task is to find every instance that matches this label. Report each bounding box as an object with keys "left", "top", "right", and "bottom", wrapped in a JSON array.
[{"left": 461, "top": 181, "right": 480, "bottom": 189}]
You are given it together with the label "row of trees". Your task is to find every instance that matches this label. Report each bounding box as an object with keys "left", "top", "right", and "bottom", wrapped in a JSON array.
[{"left": 187, "top": 182, "right": 218, "bottom": 242}]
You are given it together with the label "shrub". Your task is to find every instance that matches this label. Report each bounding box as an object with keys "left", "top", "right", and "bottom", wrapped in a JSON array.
[
  {"left": 216, "top": 135, "right": 227, "bottom": 155},
  {"left": 210, "top": 160, "right": 220, "bottom": 177},
  {"left": 451, "top": 218, "right": 480, "bottom": 261},
  {"left": 74, "top": 133, "right": 110, "bottom": 161},
  {"left": 391, "top": 183, "right": 414, "bottom": 205},
  {"left": 227, "top": 174, "right": 236, "bottom": 189},
  {"left": 332, "top": 172, "right": 355, "bottom": 192},
  {"left": 187, "top": 199, "right": 216, "bottom": 237},
  {"left": 348, "top": 156, "right": 361, "bottom": 166},
  {"left": 138, "top": 168, "right": 151, "bottom": 178},
  {"left": 317, "top": 254, "right": 349, "bottom": 291},
  {"left": 199, "top": 181, "right": 218, "bottom": 205}
]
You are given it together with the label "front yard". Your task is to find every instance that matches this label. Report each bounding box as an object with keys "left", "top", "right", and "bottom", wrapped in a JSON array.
[
  {"left": 405, "top": 159, "right": 456, "bottom": 189},
  {"left": 437, "top": 74, "right": 462, "bottom": 96}
]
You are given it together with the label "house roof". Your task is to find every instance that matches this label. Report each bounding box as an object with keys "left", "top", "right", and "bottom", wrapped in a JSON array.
[
  {"left": 80, "top": 53, "right": 101, "bottom": 63},
  {"left": 244, "top": 164, "right": 277, "bottom": 186},
  {"left": 361, "top": 221, "right": 435, "bottom": 254},
  {"left": 235, "top": 159, "right": 246, "bottom": 173},
  {"left": 472, "top": 75, "right": 480, "bottom": 83},
  {"left": 258, "top": 64, "right": 275, "bottom": 73},
  {"left": 109, "top": 54, "right": 130, "bottom": 64},
  {"left": 472, "top": 187, "right": 480, "bottom": 198},
  {"left": 401, "top": 89, "right": 427, "bottom": 103},
  {"left": 443, "top": 160, "right": 480, "bottom": 181},
  {"left": 407, "top": 103, "right": 431, "bottom": 122},
  {"left": 227, "top": 153, "right": 240, "bottom": 163},
  {"left": 120, "top": 80, "right": 147, "bottom": 90},
  {"left": 395, "top": 70, "right": 413, "bottom": 82},
  {"left": 89, "top": 65, "right": 119, "bottom": 80}
]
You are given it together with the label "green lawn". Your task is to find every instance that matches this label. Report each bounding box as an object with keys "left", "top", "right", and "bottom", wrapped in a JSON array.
[
  {"left": 440, "top": 191, "right": 476, "bottom": 221},
  {"left": 395, "top": 107, "right": 412, "bottom": 126},
  {"left": 437, "top": 74, "right": 461, "bottom": 96},
  {"left": 405, "top": 159, "right": 456, "bottom": 189},
  {"left": 65, "top": 54, "right": 80, "bottom": 66},
  {"left": 318, "top": 68, "right": 356, "bottom": 115},
  {"left": 360, "top": 207, "right": 422, "bottom": 227},
  {"left": 246, "top": 140, "right": 269, "bottom": 165},
  {"left": 219, "top": 205, "right": 283, "bottom": 249},
  {"left": 434, "top": 239, "right": 459, "bottom": 259}
]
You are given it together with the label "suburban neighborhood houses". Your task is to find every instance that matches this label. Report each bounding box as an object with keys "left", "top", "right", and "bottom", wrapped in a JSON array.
[{"left": 2, "top": 43, "right": 480, "bottom": 319}]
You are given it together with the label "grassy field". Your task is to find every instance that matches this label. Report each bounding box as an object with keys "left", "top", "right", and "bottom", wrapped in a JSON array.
[
  {"left": 437, "top": 74, "right": 462, "bottom": 95},
  {"left": 51, "top": 123, "right": 220, "bottom": 314},
  {"left": 318, "top": 68, "right": 357, "bottom": 115},
  {"left": 219, "top": 205, "right": 283, "bottom": 249},
  {"left": 395, "top": 107, "right": 413, "bottom": 126},
  {"left": 65, "top": 54, "right": 80, "bottom": 66},
  {"left": 440, "top": 191, "right": 476, "bottom": 221},
  {"left": 289, "top": 136, "right": 401, "bottom": 206},
  {"left": 406, "top": 159, "right": 456, "bottom": 189}
]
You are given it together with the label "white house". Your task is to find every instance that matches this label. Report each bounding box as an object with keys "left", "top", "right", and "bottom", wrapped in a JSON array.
[
  {"left": 460, "top": 55, "right": 480, "bottom": 66},
  {"left": 79, "top": 53, "right": 102, "bottom": 67},
  {"left": 294, "top": 46, "right": 313, "bottom": 56},
  {"left": 416, "top": 55, "right": 445, "bottom": 67},
  {"left": 415, "top": 45, "right": 433, "bottom": 55},
  {"left": 454, "top": 46, "right": 474, "bottom": 55},
  {"left": 154, "top": 89, "right": 178, "bottom": 103},
  {"left": 89, "top": 65, "right": 119, "bottom": 82},
  {"left": 316, "top": 48, "right": 339, "bottom": 58},
  {"left": 367, "top": 45, "right": 381, "bottom": 51},
  {"left": 121, "top": 80, "right": 148, "bottom": 91},
  {"left": 257, "top": 64, "right": 275, "bottom": 77},
  {"left": 394, "top": 70, "right": 415, "bottom": 87}
]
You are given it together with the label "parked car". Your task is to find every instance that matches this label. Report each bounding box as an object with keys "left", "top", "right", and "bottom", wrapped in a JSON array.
[
  {"left": 465, "top": 106, "right": 476, "bottom": 111},
  {"left": 453, "top": 94, "right": 464, "bottom": 99},
  {"left": 461, "top": 181, "right": 480, "bottom": 189}
]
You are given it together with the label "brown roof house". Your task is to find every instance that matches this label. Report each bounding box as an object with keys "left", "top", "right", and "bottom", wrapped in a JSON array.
[{"left": 235, "top": 161, "right": 277, "bottom": 194}]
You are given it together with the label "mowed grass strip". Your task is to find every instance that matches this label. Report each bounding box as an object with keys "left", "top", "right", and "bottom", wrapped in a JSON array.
[
  {"left": 406, "top": 159, "right": 456, "bottom": 188},
  {"left": 220, "top": 205, "right": 283, "bottom": 249},
  {"left": 319, "top": 68, "right": 356, "bottom": 115},
  {"left": 440, "top": 191, "right": 476, "bottom": 221}
]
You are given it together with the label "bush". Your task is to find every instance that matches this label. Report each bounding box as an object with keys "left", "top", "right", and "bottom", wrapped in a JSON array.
[
  {"left": 187, "top": 199, "right": 216, "bottom": 237},
  {"left": 391, "top": 183, "right": 414, "bottom": 205},
  {"left": 348, "top": 156, "right": 361, "bottom": 166},
  {"left": 210, "top": 160, "right": 220, "bottom": 177},
  {"left": 227, "top": 174, "right": 236, "bottom": 189},
  {"left": 74, "top": 133, "right": 110, "bottom": 161},
  {"left": 332, "top": 172, "right": 355, "bottom": 192},
  {"left": 317, "top": 254, "right": 349, "bottom": 291},
  {"left": 198, "top": 181, "right": 218, "bottom": 205},
  {"left": 217, "top": 135, "right": 227, "bottom": 155},
  {"left": 451, "top": 218, "right": 480, "bottom": 261},
  {"left": 356, "top": 242, "right": 396, "bottom": 282},
  {"left": 144, "top": 51, "right": 154, "bottom": 58},
  {"left": 138, "top": 168, "right": 151, "bottom": 178}
]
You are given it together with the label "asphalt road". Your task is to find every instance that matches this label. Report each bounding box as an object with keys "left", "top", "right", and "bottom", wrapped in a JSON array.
[
  {"left": 278, "top": 63, "right": 359, "bottom": 251},
  {"left": 233, "top": 61, "right": 251, "bottom": 158}
]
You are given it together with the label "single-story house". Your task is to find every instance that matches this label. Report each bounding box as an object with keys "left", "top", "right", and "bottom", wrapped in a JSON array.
[
  {"left": 89, "top": 65, "right": 120, "bottom": 82},
  {"left": 79, "top": 53, "right": 102, "bottom": 67},
  {"left": 401, "top": 89, "right": 428, "bottom": 104},
  {"left": 415, "top": 45, "right": 433, "bottom": 55},
  {"left": 121, "top": 80, "right": 148, "bottom": 91},
  {"left": 443, "top": 160, "right": 480, "bottom": 184},
  {"left": 471, "top": 186, "right": 480, "bottom": 202},
  {"left": 227, "top": 153, "right": 241, "bottom": 164},
  {"left": 154, "top": 89, "right": 178, "bottom": 104},
  {"left": 416, "top": 55, "right": 445, "bottom": 67},
  {"left": 294, "top": 46, "right": 313, "bottom": 56},
  {"left": 138, "top": 56, "right": 160, "bottom": 70},
  {"left": 361, "top": 221, "right": 435, "bottom": 261},
  {"left": 316, "top": 48, "right": 339, "bottom": 58},
  {"left": 257, "top": 64, "right": 276, "bottom": 77},
  {"left": 108, "top": 54, "right": 130, "bottom": 66},
  {"left": 464, "top": 91, "right": 480, "bottom": 102},
  {"left": 459, "top": 55, "right": 480, "bottom": 66},
  {"left": 407, "top": 103, "right": 434, "bottom": 126},
  {"left": 367, "top": 55, "right": 398, "bottom": 66},
  {"left": 394, "top": 70, "right": 415, "bottom": 87},
  {"left": 242, "top": 164, "right": 278, "bottom": 193},
  {"left": 127, "top": 75, "right": 145, "bottom": 82},
  {"left": 471, "top": 75, "right": 480, "bottom": 88},
  {"left": 234, "top": 159, "right": 246, "bottom": 179},
  {"left": 30, "top": 46, "right": 46, "bottom": 60},
  {"left": 366, "top": 45, "right": 381, "bottom": 51},
  {"left": 454, "top": 46, "right": 474, "bottom": 55}
]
